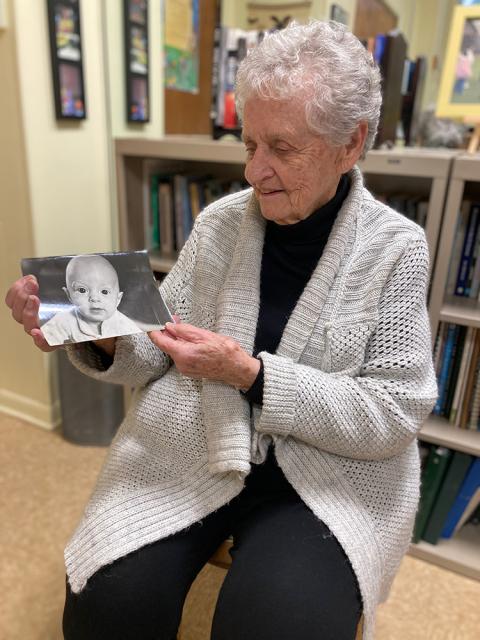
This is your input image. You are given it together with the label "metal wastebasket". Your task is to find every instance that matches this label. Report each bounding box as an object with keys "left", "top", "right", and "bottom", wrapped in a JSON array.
[{"left": 57, "top": 349, "right": 124, "bottom": 446}]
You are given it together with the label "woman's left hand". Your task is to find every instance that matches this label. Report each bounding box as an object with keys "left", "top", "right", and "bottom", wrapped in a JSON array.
[{"left": 148, "top": 322, "right": 260, "bottom": 391}]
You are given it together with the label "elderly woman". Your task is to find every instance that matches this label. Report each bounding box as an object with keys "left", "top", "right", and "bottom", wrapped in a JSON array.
[{"left": 6, "top": 20, "right": 437, "bottom": 640}]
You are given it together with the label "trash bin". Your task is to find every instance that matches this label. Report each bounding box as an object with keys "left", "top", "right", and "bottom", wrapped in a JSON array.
[{"left": 57, "top": 349, "right": 124, "bottom": 446}]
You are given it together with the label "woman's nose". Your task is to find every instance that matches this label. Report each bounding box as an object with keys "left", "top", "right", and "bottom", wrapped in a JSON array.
[{"left": 245, "top": 149, "right": 274, "bottom": 186}]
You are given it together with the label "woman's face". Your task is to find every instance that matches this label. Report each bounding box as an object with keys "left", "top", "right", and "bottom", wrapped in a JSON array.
[{"left": 243, "top": 97, "right": 345, "bottom": 224}]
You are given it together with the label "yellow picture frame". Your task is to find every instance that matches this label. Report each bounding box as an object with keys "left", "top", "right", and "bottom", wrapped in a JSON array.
[{"left": 436, "top": 4, "right": 480, "bottom": 119}]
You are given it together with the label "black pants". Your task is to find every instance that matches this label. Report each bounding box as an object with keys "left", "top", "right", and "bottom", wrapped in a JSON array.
[{"left": 63, "top": 451, "right": 362, "bottom": 640}]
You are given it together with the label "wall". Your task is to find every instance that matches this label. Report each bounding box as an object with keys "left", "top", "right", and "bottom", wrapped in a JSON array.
[{"left": 0, "top": 0, "right": 57, "bottom": 429}]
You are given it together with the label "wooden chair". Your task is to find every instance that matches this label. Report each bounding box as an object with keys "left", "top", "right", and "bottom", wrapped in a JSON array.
[{"left": 180, "top": 538, "right": 363, "bottom": 639}]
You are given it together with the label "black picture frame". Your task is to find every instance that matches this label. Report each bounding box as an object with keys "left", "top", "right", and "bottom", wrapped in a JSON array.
[
  {"left": 46, "top": 0, "right": 87, "bottom": 120},
  {"left": 123, "top": 0, "right": 150, "bottom": 123}
]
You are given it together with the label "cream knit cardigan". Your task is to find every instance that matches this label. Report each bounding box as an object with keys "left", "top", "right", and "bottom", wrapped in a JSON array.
[{"left": 66, "top": 166, "right": 437, "bottom": 640}]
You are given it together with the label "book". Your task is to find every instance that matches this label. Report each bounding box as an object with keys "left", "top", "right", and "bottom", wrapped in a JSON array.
[
  {"left": 158, "top": 178, "right": 175, "bottom": 255},
  {"left": 455, "top": 203, "right": 480, "bottom": 296},
  {"left": 150, "top": 174, "right": 161, "bottom": 249},
  {"left": 433, "top": 323, "right": 458, "bottom": 415},
  {"left": 446, "top": 201, "right": 470, "bottom": 296},
  {"left": 412, "top": 446, "right": 452, "bottom": 543},
  {"left": 467, "top": 357, "right": 480, "bottom": 429},
  {"left": 450, "top": 327, "right": 476, "bottom": 425},
  {"left": 441, "top": 457, "right": 480, "bottom": 538},
  {"left": 433, "top": 322, "right": 448, "bottom": 378},
  {"left": 459, "top": 330, "right": 480, "bottom": 429},
  {"left": 443, "top": 325, "right": 467, "bottom": 418},
  {"left": 421, "top": 451, "right": 473, "bottom": 544},
  {"left": 452, "top": 487, "right": 480, "bottom": 535}
]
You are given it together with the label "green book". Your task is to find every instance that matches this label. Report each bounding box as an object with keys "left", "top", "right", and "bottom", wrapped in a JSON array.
[
  {"left": 150, "top": 174, "right": 161, "bottom": 249},
  {"left": 422, "top": 451, "right": 473, "bottom": 544},
  {"left": 412, "top": 446, "right": 452, "bottom": 543}
]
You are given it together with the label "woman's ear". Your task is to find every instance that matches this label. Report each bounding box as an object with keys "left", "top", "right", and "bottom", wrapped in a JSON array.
[{"left": 337, "top": 122, "right": 368, "bottom": 173}]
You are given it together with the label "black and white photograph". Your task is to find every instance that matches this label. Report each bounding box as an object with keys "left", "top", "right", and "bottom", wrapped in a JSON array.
[{"left": 21, "top": 251, "right": 173, "bottom": 346}]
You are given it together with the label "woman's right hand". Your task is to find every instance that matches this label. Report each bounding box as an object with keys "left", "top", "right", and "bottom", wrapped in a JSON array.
[
  {"left": 5, "top": 275, "right": 116, "bottom": 356},
  {"left": 4, "top": 275, "right": 56, "bottom": 352}
]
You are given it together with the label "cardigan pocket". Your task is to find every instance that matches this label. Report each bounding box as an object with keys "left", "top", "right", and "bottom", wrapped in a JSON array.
[{"left": 326, "top": 321, "right": 375, "bottom": 375}]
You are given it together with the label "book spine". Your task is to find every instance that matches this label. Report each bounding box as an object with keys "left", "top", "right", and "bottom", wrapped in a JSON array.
[
  {"left": 150, "top": 175, "right": 160, "bottom": 249},
  {"left": 450, "top": 327, "right": 475, "bottom": 424},
  {"left": 446, "top": 205, "right": 468, "bottom": 296},
  {"left": 441, "top": 457, "right": 480, "bottom": 538},
  {"left": 413, "top": 446, "right": 452, "bottom": 543},
  {"left": 468, "top": 358, "right": 480, "bottom": 429},
  {"left": 455, "top": 204, "right": 480, "bottom": 296},
  {"left": 459, "top": 330, "right": 480, "bottom": 429},
  {"left": 442, "top": 326, "right": 467, "bottom": 418},
  {"left": 433, "top": 324, "right": 457, "bottom": 415},
  {"left": 173, "top": 175, "right": 185, "bottom": 251},
  {"left": 421, "top": 451, "right": 473, "bottom": 544}
]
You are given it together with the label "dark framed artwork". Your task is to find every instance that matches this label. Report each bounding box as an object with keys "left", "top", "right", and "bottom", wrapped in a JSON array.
[
  {"left": 124, "top": 0, "right": 150, "bottom": 123},
  {"left": 46, "top": 0, "right": 86, "bottom": 120}
]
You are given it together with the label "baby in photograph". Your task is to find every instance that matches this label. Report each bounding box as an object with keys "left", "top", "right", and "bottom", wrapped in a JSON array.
[{"left": 41, "top": 254, "right": 142, "bottom": 346}]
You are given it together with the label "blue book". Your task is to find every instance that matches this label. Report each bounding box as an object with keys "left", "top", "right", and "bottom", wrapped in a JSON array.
[
  {"left": 441, "top": 457, "right": 480, "bottom": 538},
  {"left": 456, "top": 204, "right": 480, "bottom": 296},
  {"left": 433, "top": 324, "right": 458, "bottom": 415}
]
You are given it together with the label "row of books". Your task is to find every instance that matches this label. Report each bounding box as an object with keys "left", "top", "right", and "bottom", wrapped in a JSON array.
[
  {"left": 433, "top": 322, "right": 480, "bottom": 430},
  {"left": 413, "top": 444, "right": 479, "bottom": 545},
  {"left": 145, "top": 173, "right": 246, "bottom": 254},
  {"left": 210, "top": 24, "right": 263, "bottom": 138},
  {"left": 446, "top": 200, "right": 480, "bottom": 299},
  {"left": 375, "top": 192, "right": 428, "bottom": 228}
]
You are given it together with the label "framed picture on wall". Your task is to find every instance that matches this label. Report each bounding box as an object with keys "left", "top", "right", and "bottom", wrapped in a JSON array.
[
  {"left": 124, "top": 0, "right": 150, "bottom": 123},
  {"left": 436, "top": 3, "right": 480, "bottom": 119},
  {"left": 46, "top": 0, "right": 87, "bottom": 120}
]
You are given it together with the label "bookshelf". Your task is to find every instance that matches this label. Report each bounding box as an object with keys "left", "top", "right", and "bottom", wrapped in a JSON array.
[
  {"left": 416, "top": 153, "right": 480, "bottom": 580},
  {"left": 114, "top": 137, "right": 478, "bottom": 579}
]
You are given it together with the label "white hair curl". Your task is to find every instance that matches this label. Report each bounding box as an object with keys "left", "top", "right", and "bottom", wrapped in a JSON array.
[{"left": 235, "top": 20, "right": 382, "bottom": 157}]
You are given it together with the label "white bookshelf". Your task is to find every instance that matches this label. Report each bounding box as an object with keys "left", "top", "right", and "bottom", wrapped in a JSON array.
[
  {"left": 114, "top": 137, "right": 479, "bottom": 580},
  {"left": 416, "top": 153, "right": 480, "bottom": 581}
]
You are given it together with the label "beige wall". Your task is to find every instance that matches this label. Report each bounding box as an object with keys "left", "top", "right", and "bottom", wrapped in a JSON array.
[{"left": 0, "top": 0, "right": 165, "bottom": 429}]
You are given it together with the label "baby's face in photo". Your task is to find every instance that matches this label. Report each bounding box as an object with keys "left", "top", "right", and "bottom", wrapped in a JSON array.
[{"left": 64, "top": 257, "right": 122, "bottom": 323}]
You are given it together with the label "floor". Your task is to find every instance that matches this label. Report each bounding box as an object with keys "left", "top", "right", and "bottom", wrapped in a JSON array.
[{"left": 1, "top": 412, "right": 479, "bottom": 640}]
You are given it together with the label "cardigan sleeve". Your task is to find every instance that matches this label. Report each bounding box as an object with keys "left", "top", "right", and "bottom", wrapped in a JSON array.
[
  {"left": 256, "top": 234, "right": 438, "bottom": 461},
  {"left": 65, "top": 221, "right": 201, "bottom": 387}
]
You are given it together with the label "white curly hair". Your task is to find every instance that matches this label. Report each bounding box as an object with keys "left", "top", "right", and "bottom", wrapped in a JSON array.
[{"left": 235, "top": 20, "right": 382, "bottom": 157}]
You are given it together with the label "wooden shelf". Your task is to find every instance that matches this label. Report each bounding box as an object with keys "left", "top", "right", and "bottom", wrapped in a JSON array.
[
  {"left": 440, "top": 295, "right": 480, "bottom": 328},
  {"left": 409, "top": 524, "right": 480, "bottom": 581},
  {"left": 420, "top": 415, "right": 480, "bottom": 456},
  {"left": 451, "top": 153, "right": 480, "bottom": 182}
]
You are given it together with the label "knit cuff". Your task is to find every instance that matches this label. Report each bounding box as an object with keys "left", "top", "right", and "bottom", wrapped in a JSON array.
[{"left": 255, "top": 351, "right": 296, "bottom": 437}]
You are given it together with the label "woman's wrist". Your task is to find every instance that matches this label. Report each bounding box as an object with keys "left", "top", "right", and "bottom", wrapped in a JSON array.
[{"left": 237, "top": 354, "right": 261, "bottom": 392}]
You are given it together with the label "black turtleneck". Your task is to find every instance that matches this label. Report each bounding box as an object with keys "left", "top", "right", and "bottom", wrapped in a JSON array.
[{"left": 244, "top": 173, "right": 350, "bottom": 405}]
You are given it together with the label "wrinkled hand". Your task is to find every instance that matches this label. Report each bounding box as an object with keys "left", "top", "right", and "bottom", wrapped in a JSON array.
[
  {"left": 5, "top": 274, "right": 116, "bottom": 356},
  {"left": 148, "top": 322, "right": 260, "bottom": 391},
  {"left": 5, "top": 275, "right": 57, "bottom": 352}
]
